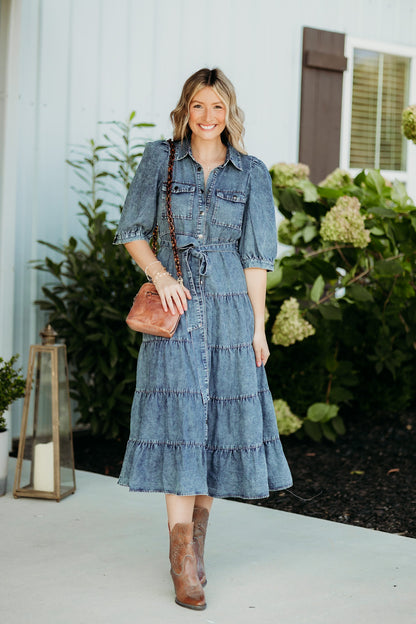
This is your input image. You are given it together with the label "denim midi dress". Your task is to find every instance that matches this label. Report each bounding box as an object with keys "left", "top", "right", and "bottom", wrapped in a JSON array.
[{"left": 114, "top": 139, "right": 292, "bottom": 499}]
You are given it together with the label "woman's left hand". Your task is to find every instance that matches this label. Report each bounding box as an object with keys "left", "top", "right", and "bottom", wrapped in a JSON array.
[{"left": 252, "top": 329, "right": 270, "bottom": 367}]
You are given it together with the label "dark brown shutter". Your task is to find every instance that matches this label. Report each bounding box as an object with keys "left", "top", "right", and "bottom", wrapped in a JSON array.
[{"left": 298, "top": 27, "right": 347, "bottom": 184}]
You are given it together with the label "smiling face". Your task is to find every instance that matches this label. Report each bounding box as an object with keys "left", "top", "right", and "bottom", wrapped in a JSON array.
[{"left": 188, "top": 86, "right": 227, "bottom": 142}]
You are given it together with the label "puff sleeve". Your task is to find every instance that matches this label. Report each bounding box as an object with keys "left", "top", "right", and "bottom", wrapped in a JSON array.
[
  {"left": 238, "top": 157, "right": 277, "bottom": 271},
  {"left": 113, "top": 141, "right": 165, "bottom": 245}
]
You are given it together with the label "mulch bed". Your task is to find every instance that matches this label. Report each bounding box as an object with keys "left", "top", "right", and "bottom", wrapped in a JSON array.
[{"left": 73, "top": 411, "right": 416, "bottom": 539}]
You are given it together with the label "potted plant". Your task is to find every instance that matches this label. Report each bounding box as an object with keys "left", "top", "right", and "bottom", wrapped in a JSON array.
[{"left": 0, "top": 355, "right": 26, "bottom": 496}]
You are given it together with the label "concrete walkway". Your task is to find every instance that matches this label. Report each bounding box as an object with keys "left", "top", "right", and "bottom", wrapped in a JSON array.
[{"left": 1, "top": 457, "right": 415, "bottom": 624}]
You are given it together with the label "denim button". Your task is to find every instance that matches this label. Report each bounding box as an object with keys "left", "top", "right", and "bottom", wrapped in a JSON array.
[
  {"left": 200, "top": 211, "right": 204, "bottom": 216},
  {"left": 198, "top": 234, "right": 203, "bottom": 239},
  {"left": 197, "top": 166, "right": 202, "bottom": 172},
  {"left": 199, "top": 188, "right": 204, "bottom": 193}
]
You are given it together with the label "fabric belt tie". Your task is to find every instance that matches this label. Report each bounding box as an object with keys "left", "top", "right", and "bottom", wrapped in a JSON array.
[
  {"left": 165, "top": 241, "right": 237, "bottom": 331},
  {"left": 180, "top": 244, "right": 210, "bottom": 279}
]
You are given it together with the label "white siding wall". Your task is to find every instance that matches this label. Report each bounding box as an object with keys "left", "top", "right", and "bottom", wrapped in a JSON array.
[{"left": 2, "top": 0, "right": 416, "bottom": 438}]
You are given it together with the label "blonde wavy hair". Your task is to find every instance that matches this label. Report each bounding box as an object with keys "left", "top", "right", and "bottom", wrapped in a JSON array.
[{"left": 170, "top": 68, "right": 246, "bottom": 153}]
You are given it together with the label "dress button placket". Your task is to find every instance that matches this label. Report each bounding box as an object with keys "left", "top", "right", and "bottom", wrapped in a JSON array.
[{"left": 197, "top": 165, "right": 205, "bottom": 240}]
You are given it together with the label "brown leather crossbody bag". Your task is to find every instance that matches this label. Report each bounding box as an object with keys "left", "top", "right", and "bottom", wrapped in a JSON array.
[{"left": 126, "top": 139, "right": 182, "bottom": 338}]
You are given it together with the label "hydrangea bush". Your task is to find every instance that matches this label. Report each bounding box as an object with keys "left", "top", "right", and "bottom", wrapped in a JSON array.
[{"left": 266, "top": 165, "right": 416, "bottom": 442}]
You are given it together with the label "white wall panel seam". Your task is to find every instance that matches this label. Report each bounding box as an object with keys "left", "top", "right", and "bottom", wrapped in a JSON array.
[
  {"left": 30, "top": 0, "right": 42, "bottom": 346},
  {"left": 63, "top": 0, "right": 74, "bottom": 243}
]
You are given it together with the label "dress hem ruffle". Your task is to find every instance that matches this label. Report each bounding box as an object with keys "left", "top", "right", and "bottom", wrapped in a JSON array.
[
  {"left": 117, "top": 437, "right": 293, "bottom": 500},
  {"left": 116, "top": 482, "right": 294, "bottom": 500}
]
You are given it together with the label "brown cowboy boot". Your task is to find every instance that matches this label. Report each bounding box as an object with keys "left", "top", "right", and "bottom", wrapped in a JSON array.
[
  {"left": 192, "top": 506, "right": 209, "bottom": 586},
  {"left": 169, "top": 522, "right": 206, "bottom": 610}
]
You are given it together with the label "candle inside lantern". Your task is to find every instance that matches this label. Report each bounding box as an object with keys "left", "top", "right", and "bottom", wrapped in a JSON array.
[{"left": 33, "top": 442, "right": 54, "bottom": 492}]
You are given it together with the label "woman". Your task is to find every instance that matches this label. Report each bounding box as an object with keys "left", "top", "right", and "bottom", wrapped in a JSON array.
[{"left": 114, "top": 68, "right": 292, "bottom": 611}]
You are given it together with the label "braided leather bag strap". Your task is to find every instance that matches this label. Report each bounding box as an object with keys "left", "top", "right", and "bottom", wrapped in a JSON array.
[{"left": 151, "top": 140, "right": 182, "bottom": 282}]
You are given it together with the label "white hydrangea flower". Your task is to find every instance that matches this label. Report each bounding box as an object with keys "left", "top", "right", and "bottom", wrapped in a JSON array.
[
  {"left": 271, "top": 297, "right": 315, "bottom": 347},
  {"left": 273, "top": 399, "right": 303, "bottom": 435},
  {"left": 320, "top": 196, "right": 371, "bottom": 248},
  {"left": 270, "top": 162, "right": 310, "bottom": 187},
  {"left": 402, "top": 105, "right": 416, "bottom": 143},
  {"left": 319, "top": 168, "right": 353, "bottom": 188}
]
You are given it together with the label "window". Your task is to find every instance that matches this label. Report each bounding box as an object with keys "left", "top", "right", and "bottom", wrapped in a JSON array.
[
  {"left": 350, "top": 49, "right": 410, "bottom": 171},
  {"left": 341, "top": 38, "right": 416, "bottom": 199}
]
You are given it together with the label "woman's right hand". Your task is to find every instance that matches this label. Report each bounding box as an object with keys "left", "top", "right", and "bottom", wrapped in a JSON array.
[{"left": 155, "top": 273, "right": 192, "bottom": 315}]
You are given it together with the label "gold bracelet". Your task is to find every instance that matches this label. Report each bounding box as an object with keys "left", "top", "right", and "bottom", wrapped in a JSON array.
[
  {"left": 145, "top": 260, "right": 162, "bottom": 281},
  {"left": 152, "top": 270, "right": 171, "bottom": 284}
]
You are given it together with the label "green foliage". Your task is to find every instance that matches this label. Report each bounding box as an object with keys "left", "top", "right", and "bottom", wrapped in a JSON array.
[
  {"left": 33, "top": 113, "right": 155, "bottom": 439},
  {"left": 267, "top": 166, "right": 416, "bottom": 442},
  {"left": 0, "top": 355, "right": 26, "bottom": 430}
]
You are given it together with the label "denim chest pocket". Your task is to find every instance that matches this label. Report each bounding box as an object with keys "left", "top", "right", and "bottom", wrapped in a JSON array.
[
  {"left": 161, "top": 181, "right": 195, "bottom": 220},
  {"left": 212, "top": 190, "right": 246, "bottom": 231}
]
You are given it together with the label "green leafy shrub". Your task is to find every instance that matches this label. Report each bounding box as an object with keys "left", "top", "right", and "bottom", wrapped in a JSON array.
[
  {"left": 33, "top": 114, "right": 155, "bottom": 439},
  {"left": 267, "top": 165, "right": 416, "bottom": 442},
  {"left": 0, "top": 355, "right": 26, "bottom": 431}
]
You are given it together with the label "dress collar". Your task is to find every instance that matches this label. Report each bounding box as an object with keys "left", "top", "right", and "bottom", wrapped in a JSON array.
[{"left": 174, "top": 138, "right": 243, "bottom": 171}]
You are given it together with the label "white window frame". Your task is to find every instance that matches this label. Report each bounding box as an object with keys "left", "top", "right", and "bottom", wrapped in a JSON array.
[{"left": 340, "top": 37, "right": 416, "bottom": 201}]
